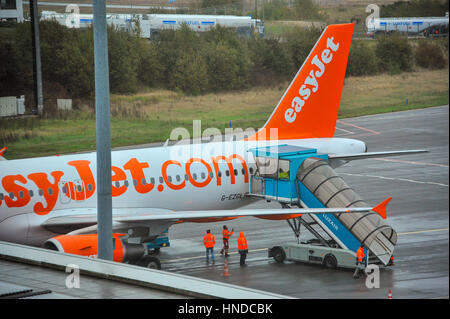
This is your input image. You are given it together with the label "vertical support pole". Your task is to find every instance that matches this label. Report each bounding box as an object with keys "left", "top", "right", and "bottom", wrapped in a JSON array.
[
  {"left": 29, "top": 0, "right": 43, "bottom": 115},
  {"left": 93, "top": 0, "right": 113, "bottom": 261}
]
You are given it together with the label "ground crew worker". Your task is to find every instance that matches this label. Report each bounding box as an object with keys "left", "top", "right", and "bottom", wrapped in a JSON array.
[
  {"left": 203, "top": 229, "right": 216, "bottom": 264},
  {"left": 237, "top": 232, "right": 248, "bottom": 266},
  {"left": 220, "top": 225, "right": 234, "bottom": 257},
  {"left": 278, "top": 168, "right": 289, "bottom": 179},
  {"left": 353, "top": 244, "right": 366, "bottom": 279}
]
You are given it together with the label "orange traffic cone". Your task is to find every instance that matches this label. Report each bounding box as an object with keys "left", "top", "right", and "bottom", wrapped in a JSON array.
[
  {"left": 388, "top": 290, "right": 392, "bottom": 299},
  {"left": 223, "top": 258, "right": 230, "bottom": 277}
]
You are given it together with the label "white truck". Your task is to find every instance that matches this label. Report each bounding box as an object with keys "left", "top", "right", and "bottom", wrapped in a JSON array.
[
  {"left": 144, "top": 14, "right": 263, "bottom": 38},
  {"left": 40, "top": 11, "right": 265, "bottom": 38},
  {"left": 367, "top": 12, "right": 449, "bottom": 37}
]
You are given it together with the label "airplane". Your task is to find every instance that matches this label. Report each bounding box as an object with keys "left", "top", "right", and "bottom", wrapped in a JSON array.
[{"left": 0, "top": 23, "right": 426, "bottom": 269}]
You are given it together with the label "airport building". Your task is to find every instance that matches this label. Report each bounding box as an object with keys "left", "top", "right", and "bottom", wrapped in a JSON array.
[{"left": 0, "top": 0, "right": 24, "bottom": 22}]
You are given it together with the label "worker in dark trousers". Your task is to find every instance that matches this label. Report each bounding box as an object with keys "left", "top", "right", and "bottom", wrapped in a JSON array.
[
  {"left": 220, "top": 225, "right": 234, "bottom": 257},
  {"left": 203, "top": 229, "right": 216, "bottom": 264},
  {"left": 237, "top": 232, "right": 248, "bottom": 266},
  {"left": 353, "top": 245, "right": 366, "bottom": 279}
]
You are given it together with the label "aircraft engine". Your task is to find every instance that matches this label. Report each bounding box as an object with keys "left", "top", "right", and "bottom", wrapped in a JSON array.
[{"left": 43, "top": 233, "right": 145, "bottom": 263}]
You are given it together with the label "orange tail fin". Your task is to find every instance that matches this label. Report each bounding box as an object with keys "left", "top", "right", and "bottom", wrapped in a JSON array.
[
  {"left": 250, "top": 23, "right": 354, "bottom": 141},
  {"left": 0, "top": 147, "right": 7, "bottom": 161}
]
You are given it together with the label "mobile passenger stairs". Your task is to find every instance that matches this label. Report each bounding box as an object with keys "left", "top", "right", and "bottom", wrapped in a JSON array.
[{"left": 247, "top": 145, "right": 397, "bottom": 270}]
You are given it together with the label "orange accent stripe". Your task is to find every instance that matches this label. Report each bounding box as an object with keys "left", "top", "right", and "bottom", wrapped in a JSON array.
[{"left": 372, "top": 197, "right": 392, "bottom": 220}]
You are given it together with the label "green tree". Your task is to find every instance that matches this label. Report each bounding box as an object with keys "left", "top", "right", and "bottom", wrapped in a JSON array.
[
  {"left": 137, "top": 41, "right": 163, "bottom": 87},
  {"left": 380, "top": 0, "right": 449, "bottom": 17},
  {"left": 108, "top": 26, "right": 140, "bottom": 93},
  {"left": 293, "top": 0, "right": 325, "bottom": 20},
  {"left": 263, "top": 0, "right": 290, "bottom": 20},
  {"left": 39, "top": 20, "right": 94, "bottom": 97},
  {"left": 249, "top": 38, "right": 294, "bottom": 76},
  {"left": 414, "top": 39, "right": 447, "bottom": 69},
  {"left": 286, "top": 26, "right": 322, "bottom": 68},
  {"left": 172, "top": 50, "right": 209, "bottom": 95},
  {"left": 156, "top": 25, "right": 201, "bottom": 89},
  {"left": 375, "top": 35, "right": 413, "bottom": 73},
  {"left": 0, "top": 26, "right": 33, "bottom": 96},
  {"left": 346, "top": 41, "right": 379, "bottom": 76},
  {"left": 203, "top": 43, "right": 252, "bottom": 91}
]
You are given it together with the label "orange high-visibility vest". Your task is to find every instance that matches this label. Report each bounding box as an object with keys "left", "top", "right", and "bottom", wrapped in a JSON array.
[
  {"left": 223, "top": 229, "right": 233, "bottom": 240},
  {"left": 203, "top": 233, "right": 215, "bottom": 248},
  {"left": 356, "top": 247, "right": 365, "bottom": 262},
  {"left": 237, "top": 233, "right": 248, "bottom": 251}
]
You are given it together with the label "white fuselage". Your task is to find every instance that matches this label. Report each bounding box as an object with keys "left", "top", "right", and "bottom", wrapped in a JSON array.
[{"left": 0, "top": 137, "right": 365, "bottom": 245}]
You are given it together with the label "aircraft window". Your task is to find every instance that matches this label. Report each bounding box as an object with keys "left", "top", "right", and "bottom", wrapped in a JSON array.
[
  {"left": 185, "top": 174, "right": 189, "bottom": 181},
  {"left": 176, "top": 175, "right": 181, "bottom": 182},
  {"left": 255, "top": 157, "right": 290, "bottom": 179},
  {"left": 168, "top": 176, "right": 172, "bottom": 183},
  {"left": 133, "top": 179, "right": 138, "bottom": 186},
  {"left": 38, "top": 189, "right": 43, "bottom": 196},
  {"left": 48, "top": 188, "right": 53, "bottom": 195},
  {"left": 19, "top": 191, "right": 24, "bottom": 198},
  {"left": 159, "top": 177, "right": 164, "bottom": 184},
  {"left": 193, "top": 173, "right": 198, "bottom": 180},
  {"left": 234, "top": 169, "right": 238, "bottom": 176},
  {"left": 242, "top": 168, "right": 246, "bottom": 175},
  {"left": 29, "top": 190, "right": 34, "bottom": 197},
  {"left": 278, "top": 159, "right": 290, "bottom": 179},
  {"left": 142, "top": 178, "right": 147, "bottom": 185},
  {"left": 218, "top": 171, "right": 222, "bottom": 178},
  {"left": 115, "top": 181, "right": 120, "bottom": 188},
  {"left": 0, "top": 193, "right": 3, "bottom": 200},
  {"left": 88, "top": 184, "right": 93, "bottom": 191},
  {"left": 249, "top": 167, "right": 254, "bottom": 174},
  {"left": 226, "top": 170, "right": 230, "bottom": 177},
  {"left": 77, "top": 185, "right": 82, "bottom": 192},
  {"left": 201, "top": 172, "right": 206, "bottom": 179},
  {"left": 150, "top": 177, "right": 155, "bottom": 184},
  {"left": 9, "top": 192, "right": 14, "bottom": 199},
  {"left": 124, "top": 180, "right": 129, "bottom": 187},
  {"left": 210, "top": 172, "right": 214, "bottom": 178}
]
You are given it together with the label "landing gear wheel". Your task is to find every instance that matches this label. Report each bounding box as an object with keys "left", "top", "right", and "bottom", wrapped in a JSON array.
[
  {"left": 272, "top": 247, "right": 286, "bottom": 263},
  {"left": 137, "top": 256, "right": 161, "bottom": 270},
  {"left": 323, "top": 254, "right": 337, "bottom": 269}
]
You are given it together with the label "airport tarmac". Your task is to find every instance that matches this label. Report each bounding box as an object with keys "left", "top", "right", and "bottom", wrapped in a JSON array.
[
  {"left": 158, "top": 105, "right": 449, "bottom": 299},
  {"left": 0, "top": 105, "right": 448, "bottom": 299}
]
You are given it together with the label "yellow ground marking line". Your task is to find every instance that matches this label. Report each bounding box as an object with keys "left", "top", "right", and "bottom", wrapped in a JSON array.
[
  {"left": 162, "top": 248, "right": 267, "bottom": 263},
  {"left": 397, "top": 227, "right": 449, "bottom": 236}
]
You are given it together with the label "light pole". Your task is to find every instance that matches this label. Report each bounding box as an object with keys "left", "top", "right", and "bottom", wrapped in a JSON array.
[
  {"left": 29, "top": 0, "right": 43, "bottom": 115},
  {"left": 93, "top": 0, "right": 113, "bottom": 261}
]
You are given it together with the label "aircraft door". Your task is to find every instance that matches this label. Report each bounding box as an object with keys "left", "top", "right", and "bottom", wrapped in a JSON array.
[
  {"left": 59, "top": 180, "right": 71, "bottom": 204},
  {"left": 60, "top": 179, "right": 89, "bottom": 203}
]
